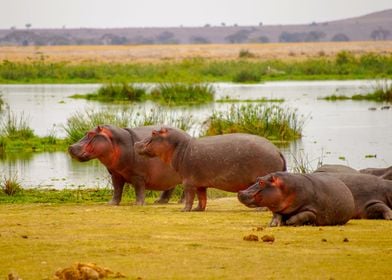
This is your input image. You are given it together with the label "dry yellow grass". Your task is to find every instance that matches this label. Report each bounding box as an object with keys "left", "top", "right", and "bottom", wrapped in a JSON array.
[
  {"left": 1, "top": 41, "right": 392, "bottom": 64},
  {"left": 1, "top": 197, "right": 392, "bottom": 279}
]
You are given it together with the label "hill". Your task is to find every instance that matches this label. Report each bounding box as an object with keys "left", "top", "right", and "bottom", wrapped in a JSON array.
[{"left": 0, "top": 9, "right": 391, "bottom": 46}]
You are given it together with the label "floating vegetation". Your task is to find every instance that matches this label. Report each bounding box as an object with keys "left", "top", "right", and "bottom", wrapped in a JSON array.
[
  {"left": 323, "top": 80, "right": 392, "bottom": 102},
  {"left": 150, "top": 83, "right": 215, "bottom": 105},
  {"left": 72, "top": 82, "right": 215, "bottom": 106}
]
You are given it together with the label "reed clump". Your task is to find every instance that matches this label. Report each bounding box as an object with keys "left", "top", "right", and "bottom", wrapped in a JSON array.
[{"left": 203, "top": 104, "right": 304, "bottom": 141}]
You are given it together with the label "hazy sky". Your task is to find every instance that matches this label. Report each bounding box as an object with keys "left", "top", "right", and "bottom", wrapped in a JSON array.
[{"left": 1, "top": 0, "right": 391, "bottom": 29}]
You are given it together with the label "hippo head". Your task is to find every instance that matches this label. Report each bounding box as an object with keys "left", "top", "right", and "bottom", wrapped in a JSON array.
[
  {"left": 238, "top": 173, "right": 286, "bottom": 211},
  {"left": 68, "top": 125, "right": 117, "bottom": 162},
  {"left": 134, "top": 127, "right": 175, "bottom": 164}
]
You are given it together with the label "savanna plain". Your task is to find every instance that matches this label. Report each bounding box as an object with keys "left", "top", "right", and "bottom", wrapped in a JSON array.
[{"left": 1, "top": 42, "right": 392, "bottom": 279}]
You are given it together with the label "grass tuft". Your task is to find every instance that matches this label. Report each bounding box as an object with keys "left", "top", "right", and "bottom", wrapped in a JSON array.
[{"left": 1, "top": 174, "right": 22, "bottom": 196}]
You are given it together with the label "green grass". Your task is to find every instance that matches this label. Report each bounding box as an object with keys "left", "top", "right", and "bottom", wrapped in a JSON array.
[
  {"left": 0, "top": 198, "right": 391, "bottom": 279},
  {"left": 203, "top": 104, "right": 304, "bottom": 141},
  {"left": 1, "top": 51, "right": 392, "bottom": 84}
]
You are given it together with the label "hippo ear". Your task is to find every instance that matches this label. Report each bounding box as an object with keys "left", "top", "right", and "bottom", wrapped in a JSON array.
[
  {"left": 159, "top": 127, "right": 169, "bottom": 136},
  {"left": 270, "top": 175, "right": 284, "bottom": 188},
  {"left": 96, "top": 125, "right": 103, "bottom": 132}
]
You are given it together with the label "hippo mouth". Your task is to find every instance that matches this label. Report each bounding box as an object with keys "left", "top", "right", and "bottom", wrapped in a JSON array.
[
  {"left": 237, "top": 192, "right": 260, "bottom": 208},
  {"left": 68, "top": 146, "right": 92, "bottom": 162}
]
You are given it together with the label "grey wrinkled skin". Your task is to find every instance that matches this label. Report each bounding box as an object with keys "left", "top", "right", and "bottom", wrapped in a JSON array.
[
  {"left": 314, "top": 172, "right": 392, "bottom": 220},
  {"left": 238, "top": 172, "right": 355, "bottom": 227},
  {"left": 68, "top": 125, "right": 181, "bottom": 206},
  {"left": 135, "top": 127, "right": 286, "bottom": 211}
]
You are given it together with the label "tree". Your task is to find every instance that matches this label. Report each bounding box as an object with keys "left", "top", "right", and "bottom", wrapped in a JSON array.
[
  {"left": 331, "top": 33, "right": 350, "bottom": 42},
  {"left": 371, "top": 27, "right": 390, "bottom": 40},
  {"left": 25, "top": 23, "right": 31, "bottom": 29}
]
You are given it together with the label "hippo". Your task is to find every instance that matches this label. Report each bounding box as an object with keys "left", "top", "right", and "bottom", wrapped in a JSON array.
[
  {"left": 314, "top": 164, "right": 359, "bottom": 174},
  {"left": 314, "top": 172, "right": 392, "bottom": 220},
  {"left": 315, "top": 164, "right": 392, "bottom": 180},
  {"left": 238, "top": 172, "right": 355, "bottom": 226},
  {"left": 134, "top": 127, "right": 286, "bottom": 211},
  {"left": 68, "top": 125, "right": 182, "bottom": 205},
  {"left": 359, "top": 166, "right": 392, "bottom": 180}
]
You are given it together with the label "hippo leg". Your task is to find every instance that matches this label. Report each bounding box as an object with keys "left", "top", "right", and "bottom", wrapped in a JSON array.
[
  {"left": 155, "top": 188, "right": 175, "bottom": 204},
  {"left": 109, "top": 175, "right": 125, "bottom": 205},
  {"left": 365, "top": 202, "right": 392, "bottom": 220},
  {"left": 192, "top": 187, "right": 207, "bottom": 211},
  {"left": 285, "top": 211, "right": 317, "bottom": 226},
  {"left": 182, "top": 185, "right": 196, "bottom": 212},
  {"left": 131, "top": 176, "right": 146, "bottom": 206},
  {"left": 269, "top": 213, "right": 283, "bottom": 227}
]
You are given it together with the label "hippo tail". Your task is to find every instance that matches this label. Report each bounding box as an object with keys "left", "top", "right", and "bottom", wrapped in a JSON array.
[{"left": 279, "top": 152, "right": 287, "bottom": 171}]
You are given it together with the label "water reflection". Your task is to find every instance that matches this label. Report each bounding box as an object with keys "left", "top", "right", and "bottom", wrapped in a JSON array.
[{"left": 0, "top": 81, "right": 391, "bottom": 189}]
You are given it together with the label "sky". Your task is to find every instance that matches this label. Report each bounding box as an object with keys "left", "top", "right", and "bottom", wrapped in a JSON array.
[{"left": 0, "top": 0, "right": 391, "bottom": 29}]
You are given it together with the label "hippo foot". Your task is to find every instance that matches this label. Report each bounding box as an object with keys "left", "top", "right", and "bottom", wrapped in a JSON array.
[
  {"left": 384, "top": 211, "right": 392, "bottom": 220},
  {"left": 269, "top": 213, "right": 283, "bottom": 227},
  {"left": 108, "top": 199, "right": 120, "bottom": 206},
  {"left": 192, "top": 206, "right": 206, "bottom": 212},
  {"left": 181, "top": 207, "right": 192, "bottom": 212},
  {"left": 135, "top": 201, "right": 145, "bottom": 206}
]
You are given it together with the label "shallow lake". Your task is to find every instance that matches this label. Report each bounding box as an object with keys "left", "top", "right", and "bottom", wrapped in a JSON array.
[{"left": 0, "top": 81, "right": 391, "bottom": 189}]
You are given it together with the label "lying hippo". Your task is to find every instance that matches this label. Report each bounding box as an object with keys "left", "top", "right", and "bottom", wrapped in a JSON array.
[
  {"left": 314, "top": 164, "right": 358, "bottom": 174},
  {"left": 314, "top": 172, "right": 392, "bottom": 220},
  {"left": 238, "top": 172, "right": 355, "bottom": 226},
  {"left": 315, "top": 164, "right": 392, "bottom": 180},
  {"left": 135, "top": 127, "right": 286, "bottom": 211},
  {"left": 359, "top": 166, "right": 392, "bottom": 180},
  {"left": 68, "top": 125, "right": 182, "bottom": 205}
]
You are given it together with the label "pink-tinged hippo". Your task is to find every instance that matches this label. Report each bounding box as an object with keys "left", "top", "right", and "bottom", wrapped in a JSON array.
[
  {"left": 238, "top": 172, "right": 355, "bottom": 226},
  {"left": 68, "top": 125, "right": 182, "bottom": 205},
  {"left": 314, "top": 172, "right": 392, "bottom": 220},
  {"left": 134, "top": 127, "right": 286, "bottom": 211}
]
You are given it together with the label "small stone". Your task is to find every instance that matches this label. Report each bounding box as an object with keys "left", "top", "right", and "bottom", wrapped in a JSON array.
[
  {"left": 321, "top": 238, "right": 327, "bottom": 242},
  {"left": 343, "top": 237, "right": 349, "bottom": 242}
]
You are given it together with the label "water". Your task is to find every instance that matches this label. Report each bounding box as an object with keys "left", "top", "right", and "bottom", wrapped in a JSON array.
[{"left": 0, "top": 81, "right": 391, "bottom": 189}]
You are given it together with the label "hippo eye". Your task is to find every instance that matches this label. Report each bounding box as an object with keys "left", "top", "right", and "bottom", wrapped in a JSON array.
[
  {"left": 87, "top": 132, "right": 95, "bottom": 139},
  {"left": 258, "top": 180, "right": 265, "bottom": 188}
]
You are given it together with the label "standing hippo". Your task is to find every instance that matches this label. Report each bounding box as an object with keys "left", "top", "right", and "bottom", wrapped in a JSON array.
[
  {"left": 238, "top": 172, "right": 355, "bottom": 226},
  {"left": 134, "top": 127, "right": 286, "bottom": 211},
  {"left": 68, "top": 125, "right": 182, "bottom": 205},
  {"left": 314, "top": 172, "right": 392, "bottom": 220}
]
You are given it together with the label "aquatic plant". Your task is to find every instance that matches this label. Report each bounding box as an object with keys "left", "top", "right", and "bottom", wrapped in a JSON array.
[
  {"left": 150, "top": 83, "right": 215, "bottom": 105},
  {"left": 232, "top": 68, "right": 262, "bottom": 83},
  {"left": 72, "top": 82, "right": 148, "bottom": 102},
  {"left": 203, "top": 104, "right": 304, "bottom": 141},
  {"left": 0, "top": 173, "right": 22, "bottom": 196},
  {"left": 0, "top": 110, "right": 34, "bottom": 140},
  {"left": 0, "top": 95, "right": 4, "bottom": 111}
]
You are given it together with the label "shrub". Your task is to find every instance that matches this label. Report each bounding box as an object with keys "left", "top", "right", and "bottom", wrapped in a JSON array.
[{"left": 0, "top": 110, "right": 34, "bottom": 140}]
